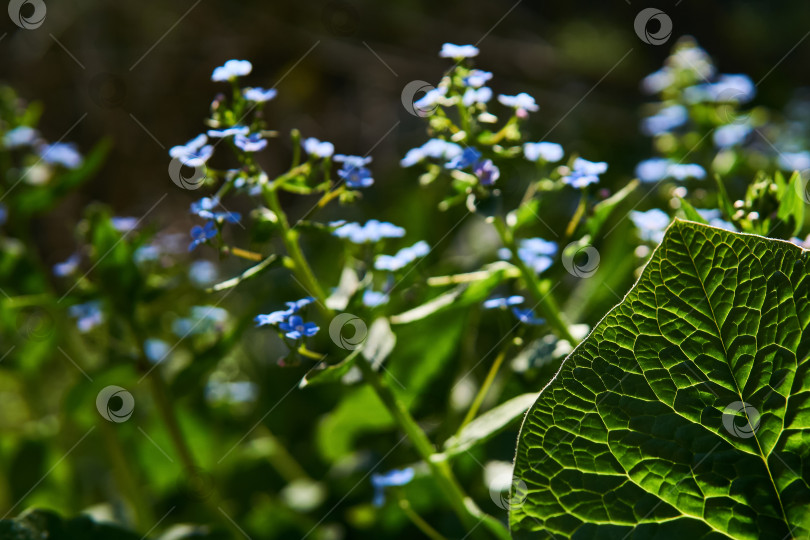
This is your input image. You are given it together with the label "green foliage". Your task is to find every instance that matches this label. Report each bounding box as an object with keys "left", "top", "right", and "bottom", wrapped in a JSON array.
[{"left": 512, "top": 221, "right": 810, "bottom": 539}]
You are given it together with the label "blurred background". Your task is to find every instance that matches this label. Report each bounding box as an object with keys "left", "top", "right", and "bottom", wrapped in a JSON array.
[{"left": 2, "top": 0, "right": 810, "bottom": 538}]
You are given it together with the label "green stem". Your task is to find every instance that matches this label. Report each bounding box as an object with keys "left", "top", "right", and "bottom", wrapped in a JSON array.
[
  {"left": 263, "top": 185, "right": 332, "bottom": 318},
  {"left": 396, "top": 494, "right": 448, "bottom": 540},
  {"left": 354, "top": 357, "right": 510, "bottom": 540},
  {"left": 99, "top": 421, "right": 154, "bottom": 530},
  {"left": 492, "top": 216, "right": 576, "bottom": 343},
  {"left": 458, "top": 346, "right": 509, "bottom": 433},
  {"left": 257, "top": 426, "right": 312, "bottom": 483}
]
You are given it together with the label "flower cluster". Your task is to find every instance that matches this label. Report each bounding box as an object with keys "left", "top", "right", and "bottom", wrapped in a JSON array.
[
  {"left": 255, "top": 297, "right": 319, "bottom": 340},
  {"left": 483, "top": 295, "right": 544, "bottom": 325}
]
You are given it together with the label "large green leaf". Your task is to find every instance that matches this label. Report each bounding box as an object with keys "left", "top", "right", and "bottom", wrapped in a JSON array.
[{"left": 512, "top": 220, "right": 810, "bottom": 539}]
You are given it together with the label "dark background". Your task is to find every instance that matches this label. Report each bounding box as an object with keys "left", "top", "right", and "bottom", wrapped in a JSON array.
[{"left": 3, "top": 0, "right": 810, "bottom": 260}]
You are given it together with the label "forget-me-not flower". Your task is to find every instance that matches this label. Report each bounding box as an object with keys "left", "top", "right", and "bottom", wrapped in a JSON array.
[
  {"left": 39, "top": 143, "right": 83, "bottom": 169},
  {"left": 413, "top": 86, "right": 447, "bottom": 112},
  {"left": 335, "top": 154, "right": 374, "bottom": 188},
  {"left": 514, "top": 237, "right": 557, "bottom": 274},
  {"left": 212, "top": 59, "right": 252, "bottom": 82},
  {"left": 371, "top": 467, "right": 415, "bottom": 507},
  {"left": 234, "top": 133, "right": 267, "bottom": 152},
  {"left": 111, "top": 217, "right": 138, "bottom": 232},
  {"left": 474, "top": 159, "right": 500, "bottom": 185},
  {"left": 332, "top": 220, "right": 405, "bottom": 243},
  {"left": 362, "top": 290, "right": 389, "bottom": 308},
  {"left": 170, "top": 134, "right": 214, "bottom": 167},
  {"left": 69, "top": 301, "right": 103, "bottom": 333},
  {"left": 446, "top": 147, "right": 482, "bottom": 170},
  {"left": 778, "top": 151, "right": 810, "bottom": 172},
  {"left": 483, "top": 295, "right": 525, "bottom": 309},
  {"left": 190, "top": 197, "right": 241, "bottom": 223},
  {"left": 189, "top": 221, "right": 217, "bottom": 251},
  {"left": 498, "top": 93, "right": 539, "bottom": 113},
  {"left": 400, "top": 138, "right": 463, "bottom": 167},
  {"left": 463, "top": 70, "right": 493, "bottom": 88},
  {"left": 631, "top": 209, "right": 670, "bottom": 243},
  {"left": 523, "top": 142, "right": 564, "bottom": 163},
  {"left": 641, "top": 105, "right": 688, "bottom": 136},
  {"left": 439, "top": 43, "right": 479, "bottom": 59},
  {"left": 713, "top": 124, "right": 751, "bottom": 148},
  {"left": 375, "top": 240, "right": 430, "bottom": 271},
  {"left": 635, "top": 158, "right": 705, "bottom": 183},
  {"left": 279, "top": 315, "right": 319, "bottom": 340},
  {"left": 684, "top": 74, "right": 755, "bottom": 104},
  {"left": 561, "top": 158, "right": 608, "bottom": 188},
  {"left": 462, "top": 87, "right": 493, "bottom": 107},
  {"left": 243, "top": 87, "right": 277, "bottom": 103},
  {"left": 0, "top": 204, "right": 7, "bottom": 226},
  {"left": 3, "top": 126, "right": 39, "bottom": 148},
  {"left": 144, "top": 339, "right": 171, "bottom": 364},
  {"left": 53, "top": 253, "right": 81, "bottom": 277},
  {"left": 303, "top": 137, "right": 335, "bottom": 159},
  {"left": 255, "top": 297, "right": 315, "bottom": 327},
  {"left": 207, "top": 126, "right": 250, "bottom": 138}
]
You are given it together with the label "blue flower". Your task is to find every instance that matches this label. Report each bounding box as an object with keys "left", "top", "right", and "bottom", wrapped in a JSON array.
[
  {"left": 111, "top": 217, "right": 138, "bottom": 232},
  {"left": 523, "top": 142, "right": 564, "bottom": 163},
  {"left": 413, "top": 87, "right": 447, "bottom": 112},
  {"left": 439, "top": 43, "right": 479, "bottom": 59},
  {"left": 463, "top": 70, "right": 493, "bottom": 88},
  {"left": 207, "top": 126, "right": 250, "bottom": 138},
  {"left": 362, "top": 290, "right": 389, "bottom": 307},
  {"left": 400, "top": 139, "right": 463, "bottom": 167},
  {"left": 635, "top": 159, "right": 705, "bottom": 183},
  {"left": 473, "top": 159, "right": 500, "bottom": 185},
  {"left": 243, "top": 87, "right": 277, "bottom": 103},
  {"left": 3, "top": 126, "right": 39, "bottom": 148},
  {"left": 375, "top": 240, "right": 430, "bottom": 271},
  {"left": 39, "top": 143, "right": 83, "bottom": 169},
  {"left": 641, "top": 68, "right": 674, "bottom": 95},
  {"left": 696, "top": 209, "right": 736, "bottom": 232},
  {"left": 778, "top": 151, "right": 810, "bottom": 171},
  {"left": 69, "top": 301, "right": 103, "bottom": 333},
  {"left": 483, "top": 295, "right": 525, "bottom": 309},
  {"left": 189, "top": 260, "right": 218, "bottom": 286},
  {"left": 511, "top": 307, "right": 545, "bottom": 325},
  {"left": 303, "top": 137, "right": 335, "bottom": 159},
  {"left": 462, "top": 87, "right": 493, "bottom": 107},
  {"left": 255, "top": 309, "right": 293, "bottom": 327},
  {"left": 446, "top": 147, "right": 481, "bottom": 170},
  {"left": 279, "top": 315, "right": 319, "bottom": 340},
  {"left": 561, "top": 158, "right": 607, "bottom": 188},
  {"left": 335, "top": 154, "right": 374, "bottom": 188},
  {"left": 641, "top": 105, "right": 688, "bottom": 136},
  {"left": 0, "top": 203, "right": 7, "bottom": 226},
  {"left": 713, "top": 124, "right": 751, "bottom": 148},
  {"left": 53, "top": 253, "right": 81, "bottom": 277},
  {"left": 144, "top": 339, "right": 171, "bottom": 363},
  {"left": 188, "top": 221, "right": 217, "bottom": 251},
  {"left": 371, "top": 467, "right": 415, "bottom": 507},
  {"left": 211, "top": 59, "right": 252, "bottom": 82},
  {"left": 190, "top": 197, "right": 240, "bottom": 223},
  {"left": 514, "top": 238, "right": 557, "bottom": 274},
  {"left": 684, "top": 74, "right": 755, "bottom": 104},
  {"left": 234, "top": 133, "right": 267, "bottom": 152},
  {"left": 332, "top": 220, "right": 405, "bottom": 243},
  {"left": 170, "top": 134, "right": 214, "bottom": 167},
  {"left": 255, "top": 297, "right": 315, "bottom": 327},
  {"left": 497, "top": 93, "right": 539, "bottom": 113},
  {"left": 630, "top": 209, "right": 670, "bottom": 243}
]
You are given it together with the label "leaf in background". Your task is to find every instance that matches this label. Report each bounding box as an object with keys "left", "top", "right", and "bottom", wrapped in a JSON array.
[
  {"left": 585, "top": 180, "right": 638, "bottom": 238},
  {"left": 362, "top": 318, "right": 396, "bottom": 369},
  {"left": 443, "top": 392, "right": 538, "bottom": 457},
  {"left": 777, "top": 171, "right": 805, "bottom": 237},
  {"left": 299, "top": 348, "right": 362, "bottom": 388},
  {"left": 677, "top": 197, "right": 709, "bottom": 224},
  {"left": 325, "top": 265, "right": 360, "bottom": 311},
  {"left": 512, "top": 220, "right": 810, "bottom": 539}
]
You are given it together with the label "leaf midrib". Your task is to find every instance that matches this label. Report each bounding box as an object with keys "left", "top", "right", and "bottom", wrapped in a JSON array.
[{"left": 676, "top": 224, "right": 791, "bottom": 531}]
